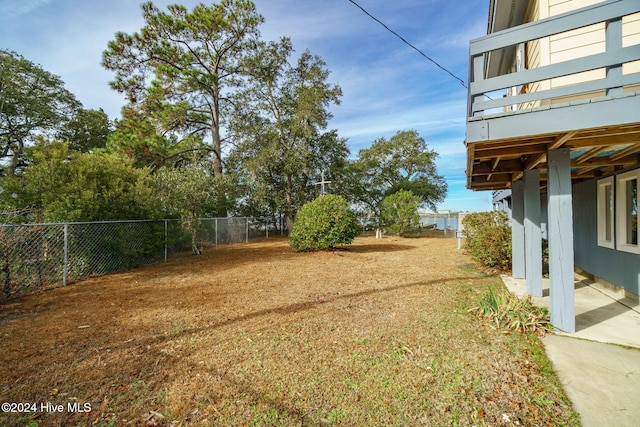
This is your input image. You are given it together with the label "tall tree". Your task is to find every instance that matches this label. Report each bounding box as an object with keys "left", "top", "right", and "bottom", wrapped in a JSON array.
[
  {"left": 227, "top": 38, "right": 347, "bottom": 230},
  {"left": 0, "top": 50, "right": 80, "bottom": 175},
  {"left": 102, "top": 0, "right": 264, "bottom": 176},
  {"left": 57, "top": 108, "right": 112, "bottom": 152},
  {"left": 345, "top": 130, "right": 447, "bottom": 215}
]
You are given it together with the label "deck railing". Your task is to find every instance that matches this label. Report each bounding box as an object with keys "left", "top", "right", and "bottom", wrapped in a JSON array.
[{"left": 467, "top": 0, "right": 640, "bottom": 125}]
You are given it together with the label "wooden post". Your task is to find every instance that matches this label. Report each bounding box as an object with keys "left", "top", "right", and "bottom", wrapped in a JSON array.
[
  {"left": 511, "top": 181, "right": 525, "bottom": 279},
  {"left": 547, "top": 148, "right": 575, "bottom": 333},
  {"left": 524, "top": 169, "right": 543, "bottom": 297},
  {"left": 606, "top": 17, "right": 623, "bottom": 96}
]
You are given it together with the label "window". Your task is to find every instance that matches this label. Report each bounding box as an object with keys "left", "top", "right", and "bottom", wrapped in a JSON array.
[
  {"left": 616, "top": 169, "right": 640, "bottom": 254},
  {"left": 597, "top": 176, "right": 614, "bottom": 248}
]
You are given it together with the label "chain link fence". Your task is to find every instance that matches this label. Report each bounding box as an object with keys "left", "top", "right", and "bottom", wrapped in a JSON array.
[{"left": 0, "top": 218, "right": 269, "bottom": 300}]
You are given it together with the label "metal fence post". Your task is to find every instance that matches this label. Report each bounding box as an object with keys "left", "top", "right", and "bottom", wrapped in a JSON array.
[
  {"left": 164, "top": 219, "right": 168, "bottom": 262},
  {"left": 2, "top": 217, "right": 263, "bottom": 299},
  {"left": 63, "top": 223, "right": 68, "bottom": 287}
]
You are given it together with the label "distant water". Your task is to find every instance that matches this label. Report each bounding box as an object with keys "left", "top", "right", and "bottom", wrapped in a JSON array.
[{"left": 420, "top": 217, "right": 459, "bottom": 230}]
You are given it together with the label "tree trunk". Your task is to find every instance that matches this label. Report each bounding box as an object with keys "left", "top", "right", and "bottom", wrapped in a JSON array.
[
  {"left": 211, "top": 123, "right": 223, "bottom": 176},
  {"left": 285, "top": 175, "right": 294, "bottom": 233},
  {"left": 210, "top": 118, "right": 228, "bottom": 216},
  {"left": 7, "top": 140, "right": 24, "bottom": 176}
]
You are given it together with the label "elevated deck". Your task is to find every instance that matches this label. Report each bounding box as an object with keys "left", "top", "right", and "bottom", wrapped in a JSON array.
[{"left": 466, "top": 0, "right": 640, "bottom": 191}]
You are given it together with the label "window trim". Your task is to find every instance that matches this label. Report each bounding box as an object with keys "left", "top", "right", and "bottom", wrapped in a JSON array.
[
  {"left": 597, "top": 176, "right": 614, "bottom": 249},
  {"left": 616, "top": 169, "right": 640, "bottom": 254}
]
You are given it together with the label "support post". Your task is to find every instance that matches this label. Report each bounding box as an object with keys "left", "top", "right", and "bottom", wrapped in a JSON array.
[
  {"left": 547, "top": 148, "right": 575, "bottom": 332},
  {"left": 511, "top": 180, "right": 525, "bottom": 279},
  {"left": 524, "top": 169, "right": 543, "bottom": 297}
]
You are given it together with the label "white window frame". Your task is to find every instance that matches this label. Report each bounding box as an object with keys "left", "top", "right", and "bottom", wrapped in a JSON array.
[
  {"left": 616, "top": 169, "right": 640, "bottom": 254},
  {"left": 597, "top": 176, "right": 614, "bottom": 249}
]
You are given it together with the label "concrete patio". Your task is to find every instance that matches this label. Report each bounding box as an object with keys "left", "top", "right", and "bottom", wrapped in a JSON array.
[{"left": 501, "top": 275, "right": 640, "bottom": 427}]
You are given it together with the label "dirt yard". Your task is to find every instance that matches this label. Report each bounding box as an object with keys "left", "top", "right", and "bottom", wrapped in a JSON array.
[{"left": 0, "top": 236, "right": 578, "bottom": 426}]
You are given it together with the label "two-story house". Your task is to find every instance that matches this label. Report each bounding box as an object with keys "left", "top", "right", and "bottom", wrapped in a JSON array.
[{"left": 466, "top": 0, "right": 640, "bottom": 332}]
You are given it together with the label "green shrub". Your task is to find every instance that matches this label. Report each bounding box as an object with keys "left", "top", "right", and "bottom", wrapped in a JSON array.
[
  {"left": 462, "top": 211, "right": 511, "bottom": 271},
  {"left": 290, "top": 195, "right": 360, "bottom": 251},
  {"left": 468, "top": 288, "right": 552, "bottom": 334},
  {"left": 380, "top": 190, "right": 421, "bottom": 237}
]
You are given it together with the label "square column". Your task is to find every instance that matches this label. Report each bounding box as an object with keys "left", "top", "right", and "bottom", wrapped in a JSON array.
[
  {"left": 524, "top": 169, "right": 542, "bottom": 297},
  {"left": 547, "top": 148, "right": 575, "bottom": 333},
  {"left": 511, "top": 181, "right": 525, "bottom": 279}
]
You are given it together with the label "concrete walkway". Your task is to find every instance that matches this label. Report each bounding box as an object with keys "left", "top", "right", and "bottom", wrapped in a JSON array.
[{"left": 501, "top": 275, "right": 640, "bottom": 427}]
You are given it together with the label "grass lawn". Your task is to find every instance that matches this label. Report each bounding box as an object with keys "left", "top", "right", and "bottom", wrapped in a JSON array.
[{"left": 0, "top": 236, "right": 579, "bottom": 426}]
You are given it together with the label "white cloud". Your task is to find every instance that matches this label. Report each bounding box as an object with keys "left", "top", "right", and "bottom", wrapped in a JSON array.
[{"left": 0, "top": 0, "right": 49, "bottom": 21}]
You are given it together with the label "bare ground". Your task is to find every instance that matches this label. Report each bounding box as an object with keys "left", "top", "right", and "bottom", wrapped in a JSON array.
[{"left": 0, "top": 236, "right": 578, "bottom": 426}]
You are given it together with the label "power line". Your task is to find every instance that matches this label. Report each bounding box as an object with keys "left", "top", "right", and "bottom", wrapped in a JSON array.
[{"left": 346, "top": 0, "right": 468, "bottom": 89}]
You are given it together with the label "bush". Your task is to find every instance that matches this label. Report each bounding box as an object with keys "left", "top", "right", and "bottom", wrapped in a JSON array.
[
  {"left": 380, "top": 190, "right": 421, "bottom": 237},
  {"left": 468, "top": 288, "right": 552, "bottom": 334},
  {"left": 462, "top": 211, "right": 511, "bottom": 271},
  {"left": 290, "top": 195, "right": 361, "bottom": 251}
]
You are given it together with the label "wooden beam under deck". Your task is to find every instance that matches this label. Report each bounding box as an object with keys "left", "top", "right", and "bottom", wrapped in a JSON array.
[{"left": 467, "top": 123, "right": 640, "bottom": 190}]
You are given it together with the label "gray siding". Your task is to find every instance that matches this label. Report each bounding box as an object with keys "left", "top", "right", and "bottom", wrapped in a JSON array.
[{"left": 573, "top": 176, "right": 640, "bottom": 297}]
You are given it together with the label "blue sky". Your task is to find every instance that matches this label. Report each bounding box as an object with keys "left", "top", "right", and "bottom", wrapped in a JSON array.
[{"left": 0, "top": 0, "right": 492, "bottom": 212}]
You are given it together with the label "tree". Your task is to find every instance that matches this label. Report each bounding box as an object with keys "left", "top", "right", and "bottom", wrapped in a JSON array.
[
  {"left": 227, "top": 38, "right": 347, "bottom": 230},
  {"left": 0, "top": 50, "right": 80, "bottom": 175},
  {"left": 151, "top": 164, "right": 227, "bottom": 254},
  {"left": 289, "top": 195, "right": 360, "bottom": 251},
  {"left": 108, "top": 106, "right": 207, "bottom": 169},
  {"left": 380, "top": 190, "right": 421, "bottom": 237},
  {"left": 345, "top": 130, "right": 447, "bottom": 216},
  {"left": 102, "top": 0, "right": 264, "bottom": 176},
  {"left": 2, "top": 139, "right": 155, "bottom": 222},
  {"left": 56, "top": 108, "right": 112, "bottom": 152}
]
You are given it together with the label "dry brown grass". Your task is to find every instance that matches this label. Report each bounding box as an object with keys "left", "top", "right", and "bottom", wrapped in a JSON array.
[{"left": 0, "top": 236, "right": 578, "bottom": 426}]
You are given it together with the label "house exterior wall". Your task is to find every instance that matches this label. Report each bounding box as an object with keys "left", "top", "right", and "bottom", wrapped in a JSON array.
[
  {"left": 522, "top": 0, "right": 544, "bottom": 109},
  {"left": 504, "top": 0, "right": 640, "bottom": 106},
  {"left": 573, "top": 168, "right": 640, "bottom": 299}
]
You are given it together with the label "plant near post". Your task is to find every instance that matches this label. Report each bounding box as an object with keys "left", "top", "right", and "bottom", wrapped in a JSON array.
[
  {"left": 379, "top": 190, "right": 421, "bottom": 237},
  {"left": 468, "top": 288, "right": 552, "bottom": 334},
  {"left": 462, "top": 211, "right": 512, "bottom": 271},
  {"left": 289, "top": 195, "right": 360, "bottom": 251},
  {"left": 152, "top": 165, "right": 225, "bottom": 254}
]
